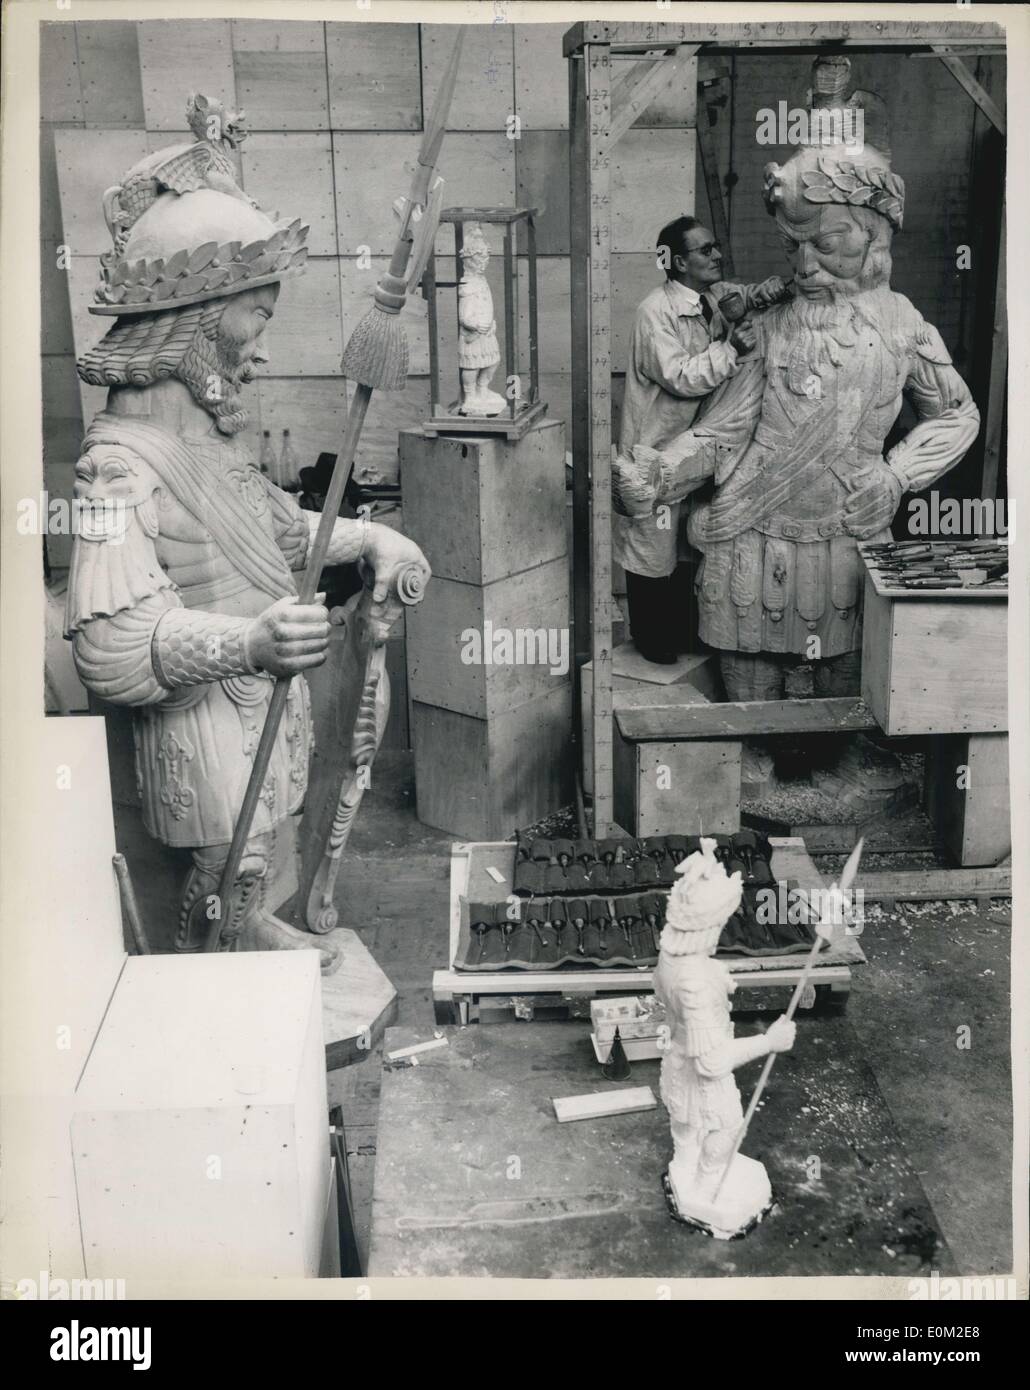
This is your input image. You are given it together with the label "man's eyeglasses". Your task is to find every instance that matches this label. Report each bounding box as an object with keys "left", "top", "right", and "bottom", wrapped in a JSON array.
[{"left": 687, "top": 240, "right": 722, "bottom": 259}]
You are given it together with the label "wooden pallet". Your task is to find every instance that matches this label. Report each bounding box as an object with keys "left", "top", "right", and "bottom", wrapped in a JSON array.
[{"left": 432, "top": 836, "right": 865, "bottom": 1024}]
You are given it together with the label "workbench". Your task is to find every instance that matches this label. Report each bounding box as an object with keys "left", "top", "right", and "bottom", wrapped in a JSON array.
[
  {"left": 368, "top": 1022, "right": 953, "bottom": 1279},
  {"left": 432, "top": 835, "right": 865, "bottom": 1024}
]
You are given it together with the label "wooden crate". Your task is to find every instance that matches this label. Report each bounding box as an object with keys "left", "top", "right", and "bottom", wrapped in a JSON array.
[
  {"left": 860, "top": 567, "right": 1007, "bottom": 736},
  {"left": 432, "top": 836, "right": 865, "bottom": 1023},
  {"left": 412, "top": 688, "right": 573, "bottom": 841},
  {"left": 614, "top": 733, "right": 742, "bottom": 836},
  {"left": 925, "top": 732, "right": 1010, "bottom": 866}
]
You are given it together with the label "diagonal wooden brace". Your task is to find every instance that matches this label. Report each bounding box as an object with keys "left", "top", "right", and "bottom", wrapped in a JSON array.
[
  {"left": 608, "top": 43, "right": 701, "bottom": 145},
  {"left": 932, "top": 47, "right": 1005, "bottom": 134}
]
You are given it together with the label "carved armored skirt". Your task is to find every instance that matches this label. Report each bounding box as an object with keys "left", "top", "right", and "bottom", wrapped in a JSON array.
[
  {"left": 458, "top": 327, "right": 500, "bottom": 369},
  {"left": 695, "top": 529, "right": 883, "bottom": 658},
  {"left": 659, "top": 1052, "right": 743, "bottom": 1131},
  {"left": 133, "top": 673, "right": 312, "bottom": 848}
]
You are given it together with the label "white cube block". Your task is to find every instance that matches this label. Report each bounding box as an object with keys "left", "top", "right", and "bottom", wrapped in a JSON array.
[{"left": 72, "top": 952, "right": 329, "bottom": 1282}]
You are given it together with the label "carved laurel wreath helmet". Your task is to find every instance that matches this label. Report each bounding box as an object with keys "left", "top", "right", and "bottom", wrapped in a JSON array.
[
  {"left": 762, "top": 55, "right": 905, "bottom": 232},
  {"left": 91, "top": 93, "right": 309, "bottom": 316}
]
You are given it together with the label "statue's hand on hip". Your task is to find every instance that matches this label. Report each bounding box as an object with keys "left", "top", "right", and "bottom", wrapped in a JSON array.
[
  {"left": 841, "top": 467, "right": 903, "bottom": 539},
  {"left": 245, "top": 594, "right": 331, "bottom": 677}
]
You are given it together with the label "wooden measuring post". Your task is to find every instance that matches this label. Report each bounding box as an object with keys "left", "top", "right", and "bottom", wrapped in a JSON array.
[{"left": 576, "top": 47, "right": 614, "bottom": 836}]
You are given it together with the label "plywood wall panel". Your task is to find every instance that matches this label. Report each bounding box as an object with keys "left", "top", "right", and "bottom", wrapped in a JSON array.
[
  {"left": 40, "top": 23, "right": 83, "bottom": 124},
  {"left": 612, "top": 253, "right": 665, "bottom": 370},
  {"left": 232, "top": 20, "right": 329, "bottom": 131},
  {"left": 326, "top": 22, "right": 421, "bottom": 131},
  {"left": 537, "top": 371, "right": 572, "bottom": 433},
  {"left": 339, "top": 257, "right": 430, "bottom": 375},
  {"left": 76, "top": 21, "right": 145, "bottom": 127},
  {"left": 240, "top": 132, "right": 337, "bottom": 255},
  {"left": 66, "top": 256, "right": 108, "bottom": 364},
  {"left": 55, "top": 129, "right": 147, "bottom": 257},
  {"left": 40, "top": 125, "right": 66, "bottom": 243},
  {"left": 612, "top": 129, "right": 696, "bottom": 253},
  {"left": 422, "top": 23, "right": 514, "bottom": 132},
  {"left": 515, "top": 129, "right": 570, "bottom": 255},
  {"left": 437, "top": 133, "right": 517, "bottom": 218},
  {"left": 138, "top": 19, "right": 236, "bottom": 132},
  {"left": 354, "top": 377, "right": 431, "bottom": 487},
  {"left": 514, "top": 23, "right": 568, "bottom": 131},
  {"left": 42, "top": 355, "right": 86, "bottom": 471},
  {"left": 267, "top": 257, "right": 343, "bottom": 376},
  {"left": 42, "top": 242, "right": 76, "bottom": 358},
  {"left": 333, "top": 132, "right": 515, "bottom": 255},
  {"left": 333, "top": 132, "right": 419, "bottom": 255},
  {"left": 256, "top": 377, "right": 349, "bottom": 473},
  {"left": 517, "top": 256, "right": 570, "bottom": 377}
]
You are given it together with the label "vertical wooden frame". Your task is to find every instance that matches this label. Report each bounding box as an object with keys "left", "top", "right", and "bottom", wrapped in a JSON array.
[
  {"left": 424, "top": 248, "right": 440, "bottom": 416},
  {"left": 503, "top": 222, "right": 516, "bottom": 420},
  {"left": 569, "top": 50, "right": 592, "bottom": 797},
  {"left": 527, "top": 215, "right": 540, "bottom": 404},
  {"left": 585, "top": 44, "right": 614, "bottom": 835},
  {"left": 452, "top": 221, "right": 465, "bottom": 353}
]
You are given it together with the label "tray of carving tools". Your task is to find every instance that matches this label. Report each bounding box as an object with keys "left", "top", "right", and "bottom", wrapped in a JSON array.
[
  {"left": 453, "top": 831, "right": 828, "bottom": 972},
  {"left": 859, "top": 539, "right": 1008, "bottom": 599}
]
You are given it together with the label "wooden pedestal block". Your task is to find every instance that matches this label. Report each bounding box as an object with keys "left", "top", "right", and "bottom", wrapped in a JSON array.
[
  {"left": 2, "top": 718, "right": 127, "bottom": 1281},
  {"left": 581, "top": 645, "right": 720, "bottom": 794},
  {"left": 400, "top": 420, "right": 566, "bottom": 585},
  {"left": 861, "top": 578, "right": 1007, "bottom": 735},
  {"left": 406, "top": 559, "right": 570, "bottom": 721},
  {"left": 925, "top": 732, "right": 1010, "bottom": 866},
  {"left": 72, "top": 953, "right": 329, "bottom": 1282},
  {"left": 413, "top": 686, "right": 573, "bottom": 840},
  {"left": 613, "top": 731, "right": 742, "bottom": 837}
]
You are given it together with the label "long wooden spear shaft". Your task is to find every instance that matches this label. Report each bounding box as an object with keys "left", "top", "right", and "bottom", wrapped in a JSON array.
[
  {"left": 206, "top": 28, "right": 466, "bottom": 951},
  {"left": 712, "top": 837, "right": 864, "bottom": 1199}
]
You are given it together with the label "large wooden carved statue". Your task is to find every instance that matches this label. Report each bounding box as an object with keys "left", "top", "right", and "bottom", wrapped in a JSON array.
[
  {"left": 65, "top": 96, "right": 429, "bottom": 972},
  {"left": 631, "top": 60, "right": 980, "bottom": 782}
]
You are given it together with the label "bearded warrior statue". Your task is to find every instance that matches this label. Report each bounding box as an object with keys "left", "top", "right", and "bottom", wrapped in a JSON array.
[
  {"left": 638, "top": 61, "right": 980, "bottom": 787},
  {"left": 65, "top": 96, "right": 429, "bottom": 972}
]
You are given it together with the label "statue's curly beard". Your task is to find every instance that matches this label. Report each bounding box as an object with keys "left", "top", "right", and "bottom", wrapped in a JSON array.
[
  {"left": 77, "top": 300, "right": 256, "bottom": 437},
  {"left": 176, "top": 303, "right": 253, "bottom": 436},
  {"left": 767, "top": 287, "right": 865, "bottom": 378}
]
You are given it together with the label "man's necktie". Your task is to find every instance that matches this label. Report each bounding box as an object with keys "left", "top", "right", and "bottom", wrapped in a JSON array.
[{"left": 700, "top": 296, "right": 714, "bottom": 329}]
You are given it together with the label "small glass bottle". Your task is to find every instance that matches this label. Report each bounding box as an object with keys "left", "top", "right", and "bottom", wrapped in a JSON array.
[
  {"left": 279, "top": 429, "right": 300, "bottom": 491},
  {"left": 258, "top": 429, "right": 276, "bottom": 476}
]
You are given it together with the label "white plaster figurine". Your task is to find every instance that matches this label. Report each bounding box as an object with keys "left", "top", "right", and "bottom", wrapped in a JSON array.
[
  {"left": 654, "top": 838, "right": 796, "bottom": 1237},
  {"left": 457, "top": 223, "right": 505, "bottom": 416}
]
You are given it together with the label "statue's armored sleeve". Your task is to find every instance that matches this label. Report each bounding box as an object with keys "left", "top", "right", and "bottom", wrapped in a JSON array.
[
  {"left": 264, "top": 475, "right": 370, "bottom": 571},
  {"left": 886, "top": 319, "right": 980, "bottom": 493},
  {"left": 66, "top": 450, "right": 260, "bottom": 706}
]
